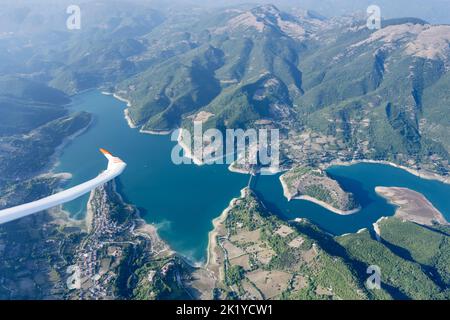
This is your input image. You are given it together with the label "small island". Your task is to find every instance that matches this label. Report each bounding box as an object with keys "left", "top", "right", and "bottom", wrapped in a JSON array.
[{"left": 280, "top": 166, "right": 360, "bottom": 215}]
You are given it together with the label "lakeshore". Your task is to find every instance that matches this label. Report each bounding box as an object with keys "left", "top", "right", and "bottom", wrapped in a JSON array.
[
  {"left": 56, "top": 90, "right": 450, "bottom": 263},
  {"left": 372, "top": 216, "right": 388, "bottom": 241},
  {"left": 375, "top": 186, "right": 448, "bottom": 226},
  {"left": 322, "top": 159, "right": 450, "bottom": 186},
  {"left": 105, "top": 90, "right": 450, "bottom": 187},
  {"left": 206, "top": 188, "right": 248, "bottom": 278},
  {"left": 140, "top": 129, "right": 172, "bottom": 135},
  {"left": 101, "top": 91, "right": 137, "bottom": 129},
  {"left": 59, "top": 90, "right": 249, "bottom": 262}
]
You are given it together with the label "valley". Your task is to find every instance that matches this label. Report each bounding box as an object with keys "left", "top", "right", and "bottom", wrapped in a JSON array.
[{"left": 0, "top": 1, "right": 449, "bottom": 301}]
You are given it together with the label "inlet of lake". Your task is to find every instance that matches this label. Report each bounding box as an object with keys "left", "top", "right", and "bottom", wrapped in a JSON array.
[{"left": 55, "top": 90, "right": 450, "bottom": 263}]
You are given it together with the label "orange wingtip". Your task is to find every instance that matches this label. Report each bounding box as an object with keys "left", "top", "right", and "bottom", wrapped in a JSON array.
[{"left": 99, "top": 148, "right": 112, "bottom": 155}]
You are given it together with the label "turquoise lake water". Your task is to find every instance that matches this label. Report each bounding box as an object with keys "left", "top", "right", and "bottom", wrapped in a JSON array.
[
  {"left": 56, "top": 90, "right": 450, "bottom": 263},
  {"left": 253, "top": 164, "right": 450, "bottom": 235}
]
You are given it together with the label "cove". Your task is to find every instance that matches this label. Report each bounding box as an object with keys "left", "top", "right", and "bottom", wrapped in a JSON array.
[
  {"left": 254, "top": 163, "right": 450, "bottom": 235},
  {"left": 56, "top": 90, "right": 450, "bottom": 262},
  {"left": 56, "top": 90, "right": 248, "bottom": 262}
]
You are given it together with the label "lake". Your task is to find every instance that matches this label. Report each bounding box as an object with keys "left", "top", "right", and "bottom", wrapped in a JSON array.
[{"left": 56, "top": 90, "right": 450, "bottom": 263}]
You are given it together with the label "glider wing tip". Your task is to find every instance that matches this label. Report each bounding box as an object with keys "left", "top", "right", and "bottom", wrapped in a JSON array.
[{"left": 100, "top": 148, "right": 112, "bottom": 155}]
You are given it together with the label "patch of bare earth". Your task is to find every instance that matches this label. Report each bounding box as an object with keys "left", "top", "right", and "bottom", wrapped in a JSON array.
[
  {"left": 189, "top": 111, "right": 215, "bottom": 123},
  {"left": 375, "top": 187, "right": 448, "bottom": 226},
  {"left": 184, "top": 268, "right": 216, "bottom": 300},
  {"left": 246, "top": 270, "right": 291, "bottom": 299},
  {"left": 274, "top": 225, "right": 294, "bottom": 237},
  {"left": 292, "top": 274, "right": 308, "bottom": 291}
]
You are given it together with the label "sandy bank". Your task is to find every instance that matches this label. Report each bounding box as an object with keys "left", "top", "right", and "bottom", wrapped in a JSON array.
[
  {"left": 297, "top": 195, "right": 360, "bottom": 215},
  {"left": 112, "top": 93, "right": 132, "bottom": 107},
  {"left": 102, "top": 91, "right": 138, "bottom": 129},
  {"left": 206, "top": 188, "right": 248, "bottom": 280},
  {"left": 140, "top": 129, "right": 172, "bottom": 135},
  {"left": 375, "top": 186, "right": 448, "bottom": 226},
  {"left": 123, "top": 109, "right": 138, "bottom": 129},
  {"left": 133, "top": 219, "right": 174, "bottom": 257},
  {"left": 372, "top": 216, "right": 388, "bottom": 241}
]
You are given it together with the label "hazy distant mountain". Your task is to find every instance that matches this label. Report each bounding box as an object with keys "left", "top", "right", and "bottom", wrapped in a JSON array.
[
  {"left": 1, "top": 1, "right": 449, "bottom": 171},
  {"left": 109, "top": 4, "right": 449, "bottom": 173},
  {"left": 0, "top": 76, "right": 70, "bottom": 136},
  {"left": 157, "top": 0, "right": 450, "bottom": 24},
  {"left": 0, "top": 0, "right": 449, "bottom": 301}
]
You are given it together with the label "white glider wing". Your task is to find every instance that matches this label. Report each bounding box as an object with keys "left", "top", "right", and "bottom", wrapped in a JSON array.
[{"left": 0, "top": 149, "right": 126, "bottom": 225}]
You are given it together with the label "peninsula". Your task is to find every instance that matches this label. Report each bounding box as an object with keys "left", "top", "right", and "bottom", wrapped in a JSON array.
[
  {"left": 280, "top": 166, "right": 360, "bottom": 215},
  {"left": 375, "top": 187, "right": 448, "bottom": 226}
]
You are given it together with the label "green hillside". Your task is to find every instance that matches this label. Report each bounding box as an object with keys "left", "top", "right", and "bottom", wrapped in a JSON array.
[
  {"left": 2, "top": 3, "right": 447, "bottom": 175},
  {"left": 0, "top": 76, "right": 71, "bottom": 136},
  {"left": 215, "top": 190, "right": 369, "bottom": 300},
  {"left": 215, "top": 190, "right": 449, "bottom": 300},
  {"left": 107, "top": 5, "right": 450, "bottom": 175},
  {"left": 337, "top": 219, "right": 450, "bottom": 300}
]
